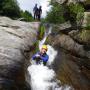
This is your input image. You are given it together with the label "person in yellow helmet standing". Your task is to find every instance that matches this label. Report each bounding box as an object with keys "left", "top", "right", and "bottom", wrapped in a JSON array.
[{"left": 32, "top": 45, "right": 49, "bottom": 65}]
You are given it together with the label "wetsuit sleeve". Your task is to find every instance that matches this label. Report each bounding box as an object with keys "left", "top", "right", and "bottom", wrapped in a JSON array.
[
  {"left": 40, "top": 55, "right": 49, "bottom": 62},
  {"left": 32, "top": 52, "right": 41, "bottom": 60},
  {"left": 32, "top": 54, "right": 36, "bottom": 60},
  {"left": 32, "top": 53, "right": 38, "bottom": 60}
]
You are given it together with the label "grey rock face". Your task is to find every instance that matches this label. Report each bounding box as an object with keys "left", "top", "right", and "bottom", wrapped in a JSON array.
[
  {"left": 48, "top": 33, "right": 90, "bottom": 59},
  {"left": 0, "top": 17, "right": 40, "bottom": 90},
  {"left": 47, "top": 27, "right": 90, "bottom": 90}
]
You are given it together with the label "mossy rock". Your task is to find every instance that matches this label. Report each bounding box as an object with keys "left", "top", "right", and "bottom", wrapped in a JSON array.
[
  {"left": 79, "top": 30, "right": 90, "bottom": 44},
  {"left": 38, "top": 24, "right": 45, "bottom": 40},
  {"left": 32, "top": 41, "right": 39, "bottom": 54},
  {"left": 85, "top": 0, "right": 90, "bottom": 4}
]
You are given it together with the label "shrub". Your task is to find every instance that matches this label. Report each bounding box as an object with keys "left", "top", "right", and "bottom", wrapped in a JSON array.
[
  {"left": 68, "top": 3, "right": 85, "bottom": 27},
  {"left": 46, "top": 3, "right": 65, "bottom": 24},
  {"left": 20, "top": 10, "right": 33, "bottom": 22}
]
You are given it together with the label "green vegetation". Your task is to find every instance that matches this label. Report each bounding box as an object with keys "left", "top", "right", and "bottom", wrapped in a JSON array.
[
  {"left": 20, "top": 10, "right": 34, "bottom": 22},
  {"left": 68, "top": 3, "right": 85, "bottom": 27},
  {"left": 79, "top": 30, "right": 90, "bottom": 43},
  {"left": 32, "top": 23, "right": 46, "bottom": 53},
  {"left": 84, "top": 25, "right": 90, "bottom": 30},
  {"left": 83, "top": 14, "right": 90, "bottom": 30},
  {"left": 45, "top": 3, "right": 65, "bottom": 24},
  {"left": 85, "top": 0, "right": 90, "bottom": 4},
  {"left": 38, "top": 24, "right": 45, "bottom": 40},
  {"left": 33, "top": 24, "right": 46, "bottom": 53},
  {"left": 45, "top": 1, "right": 84, "bottom": 27},
  {"left": 0, "top": 0, "right": 21, "bottom": 18},
  {"left": 33, "top": 41, "right": 39, "bottom": 53},
  {"left": 0, "top": 0, "right": 33, "bottom": 21}
]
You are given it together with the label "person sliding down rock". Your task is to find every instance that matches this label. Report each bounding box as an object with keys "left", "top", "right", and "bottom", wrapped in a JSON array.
[{"left": 32, "top": 45, "right": 49, "bottom": 66}]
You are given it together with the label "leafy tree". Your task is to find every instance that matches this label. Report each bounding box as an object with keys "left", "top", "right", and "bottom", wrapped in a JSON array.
[
  {"left": 45, "top": 3, "right": 65, "bottom": 24},
  {"left": 0, "top": 0, "right": 21, "bottom": 18},
  {"left": 46, "top": 1, "right": 84, "bottom": 28},
  {"left": 68, "top": 3, "right": 85, "bottom": 28}
]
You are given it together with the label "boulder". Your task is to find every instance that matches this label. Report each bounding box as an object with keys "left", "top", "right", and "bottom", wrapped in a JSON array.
[
  {"left": 46, "top": 30, "right": 90, "bottom": 90},
  {"left": 47, "top": 33, "right": 90, "bottom": 59},
  {"left": 0, "top": 17, "right": 40, "bottom": 90},
  {"left": 69, "top": 30, "right": 90, "bottom": 44}
]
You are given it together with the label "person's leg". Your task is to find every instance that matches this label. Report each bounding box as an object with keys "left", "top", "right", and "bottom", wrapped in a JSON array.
[
  {"left": 36, "top": 59, "right": 40, "bottom": 65},
  {"left": 38, "top": 14, "right": 40, "bottom": 21},
  {"left": 36, "top": 14, "right": 38, "bottom": 20},
  {"left": 36, "top": 60, "right": 39, "bottom": 65},
  {"left": 39, "top": 15, "right": 41, "bottom": 21},
  {"left": 43, "top": 61, "right": 47, "bottom": 66},
  {"left": 34, "top": 13, "right": 35, "bottom": 19}
]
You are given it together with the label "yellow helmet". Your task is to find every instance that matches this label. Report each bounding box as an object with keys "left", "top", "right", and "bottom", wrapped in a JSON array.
[{"left": 42, "top": 45, "right": 48, "bottom": 51}]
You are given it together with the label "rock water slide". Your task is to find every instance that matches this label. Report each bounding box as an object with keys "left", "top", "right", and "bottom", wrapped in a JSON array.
[{"left": 28, "top": 24, "right": 74, "bottom": 90}]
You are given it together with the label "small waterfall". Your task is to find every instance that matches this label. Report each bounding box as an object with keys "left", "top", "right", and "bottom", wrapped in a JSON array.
[
  {"left": 27, "top": 25, "right": 73, "bottom": 90},
  {"left": 39, "top": 26, "right": 52, "bottom": 50}
]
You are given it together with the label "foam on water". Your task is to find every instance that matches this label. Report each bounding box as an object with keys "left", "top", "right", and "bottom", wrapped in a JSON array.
[{"left": 28, "top": 65, "right": 55, "bottom": 90}]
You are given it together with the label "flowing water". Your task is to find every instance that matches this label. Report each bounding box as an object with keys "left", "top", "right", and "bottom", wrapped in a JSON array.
[{"left": 27, "top": 25, "right": 73, "bottom": 90}]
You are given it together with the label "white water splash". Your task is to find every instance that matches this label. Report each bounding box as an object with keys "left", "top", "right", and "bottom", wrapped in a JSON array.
[
  {"left": 39, "top": 26, "right": 52, "bottom": 50},
  {"left": 27, "top": 26, "right": 73, "bottom": 90},
  {"left": 28, "top": 65, "right": 55, "bottom": 90},
  {"left": 28, "top": 44, "right": 58, "bottom": 90},
  {"left": 47, "top": 45, "right": 57, "bottom": 65}
]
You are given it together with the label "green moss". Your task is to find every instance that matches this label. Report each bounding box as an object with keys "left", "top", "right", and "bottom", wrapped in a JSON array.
[
  {"left": 83, "top": 25, "right": 90, "bottom": 30},
  {"left": 79, "top": 30, "right": 90, "bottom": 42},
  {"left": 38, "top": 24, "right": 45, "bottom": 40},
  {"left": 85, "top": 0, "right": 90, "bottom": 4},
  {"left": 45, "top": 37, "right": 49, "bottom": 44},
  {"left": 33, "top": 41, "right": 39, "bottom": 53},
  {"left": 82, "top": 14, "right": 90, "bottom": 30},
  {"left": 84, "top": 14, "right": 90, "bottom": 30},
  {"left": 32, "top": 24, "right": 46, "bottom": 54}
]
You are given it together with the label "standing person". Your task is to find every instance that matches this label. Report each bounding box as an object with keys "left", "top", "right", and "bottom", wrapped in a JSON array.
[
  {"left": 38, "top": 6, "right": 42, "bottom": 21},
  {"left": 32, "top": 45, "right": 49, "bottom": 66},
  {"left": 33, "top": 4, "right": 38, "bottom": 20}
]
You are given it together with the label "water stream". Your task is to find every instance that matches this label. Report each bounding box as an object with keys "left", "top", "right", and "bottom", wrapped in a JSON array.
[{"left": 27, "top": 25, "right": 73, "bottom": 90}]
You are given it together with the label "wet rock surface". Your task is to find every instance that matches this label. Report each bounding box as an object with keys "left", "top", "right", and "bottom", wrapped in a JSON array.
[
  {"left": 0, "top": 17, "right": 40, "bottom": 90},
  {"left": 46, "top": 24, "right": 90, "bottom": 90}
]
